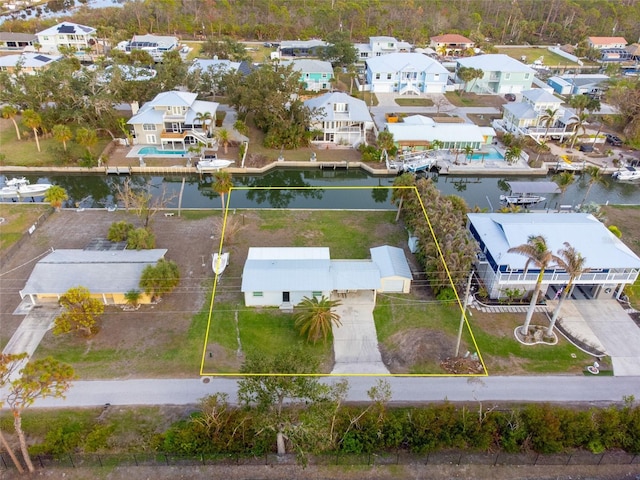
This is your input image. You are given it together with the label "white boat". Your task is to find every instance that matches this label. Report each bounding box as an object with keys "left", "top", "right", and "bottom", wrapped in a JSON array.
[
  {"left": 499, "top": 181, "right": 560, "bottom": 206},
  {"left": 212, "top": 252, "right": 229, "bottom": 275},
  {"left": 196, "top": 159, "right": 234, "bottom": 172},
  {"left": 0, "top": 177, "right": 52, "bottom": 199},
  {"left": 612, "top": 166, "right": 640, "bottom": 181},
  {"left": 499, "top": 193, "right": 546, "bottom": 205}
]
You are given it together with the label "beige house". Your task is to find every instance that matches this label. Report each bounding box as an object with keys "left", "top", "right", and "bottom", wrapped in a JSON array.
[{"left": 20, "top": 249, "right": 168, "bottom": 306}]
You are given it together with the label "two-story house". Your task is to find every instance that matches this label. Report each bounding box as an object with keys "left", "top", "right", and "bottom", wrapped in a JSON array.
[
  {"left": 0, "top": 32, "right": 36, "bottom": 51},
  {"left": 281, "top": 59, "right": 334, "bottom": 91},
  {"left": 456, "top": 54, "right": 535, "bottom": 94},
  {"left": 354, "top": 36, "right": 412, "bottom": 64},
  {"left": 502, "top": 89, "right": 572, "bottom": 140},
  {"left": 127, "top": 91, "right": 218, "bottom": 147},
  {"left": 304, "top": 91, "right": 375, "bottom": 147},
  {"left": 429, "top": 34, "right": 475, "bottom": 56},
  {"left": 36, "top": 22, "right": 96, "bottom": 55},
  {"left": 365, "top": 52, "right": 448, "bottom": 94}
]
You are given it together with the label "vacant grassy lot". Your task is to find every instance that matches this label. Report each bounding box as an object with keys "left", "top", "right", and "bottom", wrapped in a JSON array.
[
  {"left": 0, "top": 118, "right": 111, "bottom": 167},
  {"left": 0, "top": 203, "right": 50, "bottom": 252},
  {"left": 395, "top": 98, "right": 434, "bottom": 107},
  {"left": 467, "top": 113, "right": 502, "bottom": 127},
  {"left": 445, "top": 92, "right": 506, "bottom": 108},
  {"left": 496, "top": 46, "right": 579, "bottom": 66}
]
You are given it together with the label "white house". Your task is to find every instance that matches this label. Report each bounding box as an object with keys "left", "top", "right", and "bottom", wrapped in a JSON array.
[
  {"left": 0, "top": 52, "right": 62, "bottom": 75},
  {"left": 116, "top": 34, "right": 185, "bottom": 62},
  {"left": 241, "top": 246, "right": 413, "bottom": 307},
  {"left": 127, "top": 91, "right": 218, "bottom": 147},
  {"left": 467, "top": 213, "right": 640, "bottom": 300},
  {"left": 36, "top": 22, "right": 96, "bottom": 54},
  {"left": 354, "top": 36, "right": 412, "bottom": 63},
  {"left": 587, "top": 36, "right": 628, "bottom": 50},
  {"left": 365, "top": 52, "right": 448, "bottom": 94},
  {"left": 386, "top": 115, "right": 495, "bottom": 150},
  {"left": 456, "top": 54, "right": 535, "bottom": 94},
  {"left": 429, "top": 34, "right": 475, "bottom": 56},
  {"left": 0, "top": 32, "right": 36, "bottom": 51},
  {"left": 501, "top": 89, "right": 572, "bottom": 140},
  {"left": 304, "top": 91, "right": 375, "bottom": 147}
]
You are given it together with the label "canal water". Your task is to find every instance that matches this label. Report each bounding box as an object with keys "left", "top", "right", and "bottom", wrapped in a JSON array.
[{"left": 2, "top": 169, "right": 640, "bottom": 210}]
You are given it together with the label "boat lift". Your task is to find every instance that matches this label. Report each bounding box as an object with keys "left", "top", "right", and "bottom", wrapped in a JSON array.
[{"left": 385, "top": 150, "right": 440, "bottom": 174}]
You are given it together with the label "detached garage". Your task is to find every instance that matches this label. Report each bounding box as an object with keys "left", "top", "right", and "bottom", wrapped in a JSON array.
[{"left": 371, "top": 245, "right": 413, "bottom": 293}]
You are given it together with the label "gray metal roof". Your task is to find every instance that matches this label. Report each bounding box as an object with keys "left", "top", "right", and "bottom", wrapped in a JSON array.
[
  {"left": 370, "top": 245, "right": 413, "bottom": 279},
  {"left": 467, "top": 213, "right": 640, "bottom": 270},
  {"left": 366, "top": 52, "right": 448, "bottom": 74},
  {"left": 457, "top": 54, "right": 535, "bottom": 73},
  {"left": 21, "top": 249, "right": 167, "bottom": 296},
  {"left": 304, "top": 92, "right": 373, "bottom": 123},
  {"left": 331, "top": 261, "right": 381, "bottom": 290}
]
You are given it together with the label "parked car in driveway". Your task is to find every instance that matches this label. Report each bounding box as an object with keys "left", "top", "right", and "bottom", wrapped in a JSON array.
[
  {"left": 605, "top": 133, "right": 623, "bottom": 146},
  {"left": 504, "top": 93, "right": 516, "bottom": 101},
  {"left": 579, "top": 144, "right": 594, "bottom": 153}
]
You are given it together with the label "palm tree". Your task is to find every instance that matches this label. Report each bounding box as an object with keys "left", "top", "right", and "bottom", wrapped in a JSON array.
[
  {"left": 294, "top": 295, "right": 342, "bottom": 344},
  {"left": 44, "top": 185, "right": 68, "bottom": 210},
  {"left": 508, "top": 235, "right": 561, "bottom": 336},
  {"left": 195, "top": 111, "right": 212, "bottom": 136},
  {"left": 212, "top": 170, "right": 233, "bottom": 209},
  {"left": 581, "top": 165, "right": 607, "bottom": 207},
  {"left": 430, "top": 139, "right": 443, "bottom": 151},
  {"left": 568, "top": 113, "right": 588, "bottom": 150},
  {"left": 505, "top": 145, "right": 522, "bottom": 164},
  {"left": 1, "top": 105, "right": 21, "bottom": 140},
  {"left": 539, "top": 107, "right": 558, "bottom": 140},
  {"left": 463, "top": 145, "right": 474, "bottom": 162},
  {"left": 75, "top": 127, "right": 98, "bottom": 156},
  {"left": 216, "top": 128, "right": 230, "bottom": 154},
  {"left": 548, "top": 242, "right": 588, "bottom": 336},
  {"left": 22, "top": 109, "right": 42, "bottom": 152},
  {"left": 52, "top": 124, "right": 72, "bottom": 152},
  {"left": 553, "top": 171, "right": 575, "bottom": 211}
]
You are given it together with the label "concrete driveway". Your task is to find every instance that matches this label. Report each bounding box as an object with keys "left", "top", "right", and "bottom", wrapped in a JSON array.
[
  {"left": 555, "top": 299, "right": 640, "bottom": 376},
  {"left": 330, "top": 290, "right": 389, "bottom": 375}
]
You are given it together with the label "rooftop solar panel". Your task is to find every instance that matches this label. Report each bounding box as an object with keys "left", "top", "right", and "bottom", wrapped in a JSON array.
[
  {"left": 58, "top": 25, "right": 75, "bottom": 34},
  {"left": 34, "top": 55, "right": 50, "bottom": 62}
]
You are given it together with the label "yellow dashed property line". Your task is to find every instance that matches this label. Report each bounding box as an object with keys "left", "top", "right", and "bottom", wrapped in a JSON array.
[{"left": 200, "top": 185, "right": 487, "bottom": 377}]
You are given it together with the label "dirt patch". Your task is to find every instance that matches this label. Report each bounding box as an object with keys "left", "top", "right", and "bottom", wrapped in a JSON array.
[
  {"left": 601, "top": 206, "right": 640, "bottom": 256},
  {"left": 381, "top": 328, "right": 452, "bottom": 374}
]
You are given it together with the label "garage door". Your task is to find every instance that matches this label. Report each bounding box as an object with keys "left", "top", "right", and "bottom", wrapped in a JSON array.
[{"left": 382, "top": 279, "right": 405, "bottom": 292}]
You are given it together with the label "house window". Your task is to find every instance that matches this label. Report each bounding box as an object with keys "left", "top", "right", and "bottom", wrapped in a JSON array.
[
  {"left": 252, "top": 292, "right": 263, "bottom": 297},
  {"left": 334, "top": 103, "right": 348, "bottom": 112},
  {"left": 143, "top": 124, "right": 155, "bottom": 131},
  {"left": 524, "top": 73, "right": 530, "bottom": 79},
  {"left": 170, "top": 106, "right": 183, "bottom": 115},
  {"left": 504, "top": 73, "right": 511, "bottom": 80},
  {"left": 322, "top": 73, "right": 327, "bottom": 78},
  {"left": 387, "top": 73, "right": 392, "bottom": 80},
  {"left": 375, "top": 73, "right": 380, "bottom": 79}
]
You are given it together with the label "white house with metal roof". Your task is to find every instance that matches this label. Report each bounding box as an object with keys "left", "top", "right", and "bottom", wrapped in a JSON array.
[
  {"left": 501, "top": 89, "right": 572, "bottom": 140},
  {"left": 127, "top": 90, "right": 218, "bottom": 147},
  {"left": 241, "top": 246, "right": 413, "bottom": 307},
  {"left": 115, "top": 34, "right": 186, "bottom": 62},
  {"left": 0, "top": 52, "right": 61, "bottom": 74},
  {"left": 20, "top": 249, "right": 168, "bottom": 305},
  {"left": 365, "top": 52, "right": 449, "bottom": 94},
  {"left": 467, "top": 213, "right": 640, "bottom": 300},
  {"left": 386, "top": 115, "right": 495, "bottom": 150},
  {"left": 456, "top": 54, "right": 535, "bottom": 94},
  {"left": 304, "top": 91, "right": 375, "bottom": 146},
  {"left": 354, "top": 36, "right": 412, "bottom": 64},
  {"left": 36, "top": 22, "right": 96, "bottom": 55}
]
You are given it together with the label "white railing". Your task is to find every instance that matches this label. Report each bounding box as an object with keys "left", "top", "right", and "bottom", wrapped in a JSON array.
[{"left": 496, "top": 269, "right": 639, "bottom": 285}]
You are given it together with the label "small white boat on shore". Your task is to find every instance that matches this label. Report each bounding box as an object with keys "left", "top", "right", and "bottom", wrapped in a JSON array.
[
  {"left": 196, "top": 158, "right": 234, "bottom": 173},
  {"left": 212, "top": 252, "right": 229, "bottom": 275},
  {"left": 0, "top": 177, "right": 52, "bottom": 199}
]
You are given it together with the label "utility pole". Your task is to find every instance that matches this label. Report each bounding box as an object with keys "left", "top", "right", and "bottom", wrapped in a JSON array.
[{"left": 455, "top": 270, "right": 474, "bottom": 357}]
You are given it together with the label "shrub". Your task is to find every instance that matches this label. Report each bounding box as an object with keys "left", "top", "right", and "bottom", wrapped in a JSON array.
[
  {"left": 358, "top": 144, "right": 381, "bottom": 162},
  {"left": 107, "top": 221, "right": 134, "bottom": 242},
  {"left": 608, "top": 225, "right": 622, "bottom": 238},
  {"left": 127, "top": 227, "right": 156, "bottom": 250}
]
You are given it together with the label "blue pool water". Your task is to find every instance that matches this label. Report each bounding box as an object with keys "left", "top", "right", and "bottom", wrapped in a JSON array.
[
  {"left": 138, "top": 147, "right": 188, "bottom": 156},
  {"left": 470, "top": 147, "right": 504, "bottom": 162}
]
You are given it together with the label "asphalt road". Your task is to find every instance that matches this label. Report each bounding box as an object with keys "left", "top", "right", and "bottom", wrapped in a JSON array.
[{"left": 4, "top": 375, "right": 637, "bottom": 409}]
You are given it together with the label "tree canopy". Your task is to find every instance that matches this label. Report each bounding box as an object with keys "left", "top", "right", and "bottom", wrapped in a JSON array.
[{"left": 53, "top": 286, "right": 105, "bottom": 337}]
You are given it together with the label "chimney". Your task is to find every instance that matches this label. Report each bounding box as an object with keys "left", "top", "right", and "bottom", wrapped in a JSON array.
[{"left": 130, "top": 101, "right": 139, "bottom": 115}]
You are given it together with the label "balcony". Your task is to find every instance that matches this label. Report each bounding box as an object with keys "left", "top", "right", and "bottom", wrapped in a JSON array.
[{"left": 494, "top": 269, "right": 639, "bottom": 285}]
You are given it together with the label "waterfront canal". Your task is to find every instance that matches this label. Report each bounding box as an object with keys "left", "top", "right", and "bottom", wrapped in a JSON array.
[{"left": 2, "top": 168, "right": 640, "bottom": 210}]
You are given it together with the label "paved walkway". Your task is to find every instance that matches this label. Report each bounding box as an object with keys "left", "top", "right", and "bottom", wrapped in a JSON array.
[{"left": 331, "top": 291, "right": 389, "bottom": 374}]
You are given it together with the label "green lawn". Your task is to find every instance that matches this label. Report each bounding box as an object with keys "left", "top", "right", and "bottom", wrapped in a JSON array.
[
  {"left": 445, "top": 92, "right": 506, "bottom": 108},
  {"left": 395, "top": 98, "right": 434, "bottom": 107},
  {"left": 0, "top": 204, "right": 51, "bottom": 251},
  {"left": 496, "top": 46, "right": 579, "bottom": 67},
  {"left": 0, "top": 119, "right": 111, "bottom": 167}
]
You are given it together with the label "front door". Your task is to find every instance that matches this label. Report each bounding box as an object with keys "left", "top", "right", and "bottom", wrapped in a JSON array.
[
  {"left": 283, "top": 292, "right": 290, "bottom": 303},
  {"left": 171, "top": 122, "right": 180, "bottom": 132}
]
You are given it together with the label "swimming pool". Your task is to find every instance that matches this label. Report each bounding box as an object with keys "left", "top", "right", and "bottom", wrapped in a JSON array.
[
  {"left": 138, "top": 147, "right": 188, "bottom": 156},
  {"left": 469, "top": 147, "right": 504, "bottom": 161}
]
